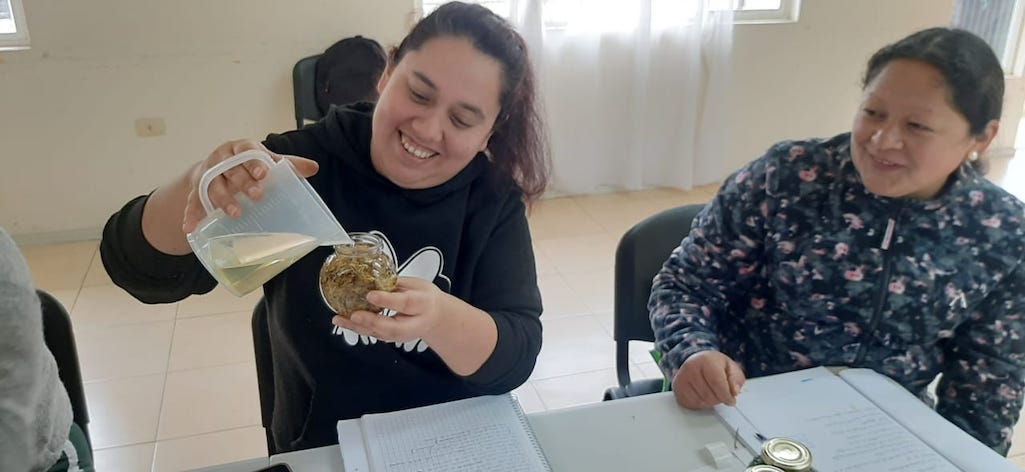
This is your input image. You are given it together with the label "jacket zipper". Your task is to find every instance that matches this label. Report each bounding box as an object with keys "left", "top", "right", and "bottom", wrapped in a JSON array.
[{"left": 853, "top": 214, "right": 899, "bottom": 366}]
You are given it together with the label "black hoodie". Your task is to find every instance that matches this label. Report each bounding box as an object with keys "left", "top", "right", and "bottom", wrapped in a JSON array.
[{"left": 100, "top": 103, "right": 543, "bottom": 452}]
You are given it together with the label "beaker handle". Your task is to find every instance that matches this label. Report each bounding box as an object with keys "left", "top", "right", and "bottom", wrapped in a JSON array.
[{"left": 197, "top": 150, "right": 278, "bottom": 215}]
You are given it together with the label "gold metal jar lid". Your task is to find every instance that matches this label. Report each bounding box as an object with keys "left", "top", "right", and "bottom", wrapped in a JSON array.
[
  {"left": 746, "top": 465, "right": 786, "bottom": 472},
  {"left": 762, "top": 437, "right": 813, "bottom": 471}
]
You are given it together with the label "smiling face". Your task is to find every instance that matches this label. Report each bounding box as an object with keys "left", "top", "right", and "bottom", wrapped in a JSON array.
[
  {"left": 850, "top": 59, "right": 997, "bottom": 200},
  {"left": 369, "top": 36, "right": 503, "bottom": 190}
]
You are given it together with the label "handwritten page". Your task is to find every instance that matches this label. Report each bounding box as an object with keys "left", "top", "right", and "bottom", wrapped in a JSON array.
[
  {"left": 357, "top": 394, "right": 550, "bottom": 472},
  {"left": 717, "top": 367, "right": 957, "bottom": 472},
  {"left": 811, "top": 404, "right": 955, "bottom": 471},
  {"left": 840, "top": 368, "right": 1020, "bottom": 472}
]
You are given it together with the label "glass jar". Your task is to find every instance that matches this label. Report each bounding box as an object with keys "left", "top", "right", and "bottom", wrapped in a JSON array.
[
  {"left": 319, "top": 232, "right": 398, "bottom": 318},
  {"left": 745, "top": 466, "right": 785, "bottom": 472},
  {"left": 748, "top": 437, "right": 814, "bottom": 472}
]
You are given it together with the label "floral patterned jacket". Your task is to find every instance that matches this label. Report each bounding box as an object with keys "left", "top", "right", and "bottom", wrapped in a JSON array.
[{"left": 650, "top": 132, "right": 1025, "bottom": 454}]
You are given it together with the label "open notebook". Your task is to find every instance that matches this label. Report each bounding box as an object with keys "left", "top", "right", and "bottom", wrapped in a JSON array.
[
  {"left": 337, "top": 394, "right": 551, "bottom": 472},
  {"left": 714, "top": 366, "right": 1018, "bottom": 472}
]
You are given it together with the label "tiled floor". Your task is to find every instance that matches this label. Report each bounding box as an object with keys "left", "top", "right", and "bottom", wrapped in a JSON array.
[{"left": 17, "top": 161, "right": 1025, "bottom": 470}]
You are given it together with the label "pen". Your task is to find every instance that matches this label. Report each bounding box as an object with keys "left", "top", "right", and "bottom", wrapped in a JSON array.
[{"left": 733, "top": 426, "right": 768, "bottom": 447}]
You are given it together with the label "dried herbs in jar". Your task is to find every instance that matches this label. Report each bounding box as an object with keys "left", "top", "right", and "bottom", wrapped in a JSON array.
[{"left": 319, "top": 232, "right": 398, "bottom": 318}]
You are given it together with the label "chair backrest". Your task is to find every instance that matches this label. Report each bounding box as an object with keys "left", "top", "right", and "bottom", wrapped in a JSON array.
[
  {"left": 292, "top": 54, "right": 323, "bottom": 128},
  {"left": 612, "top": 203, "right": 705, "bottom": 388},
  {"left": 37, "top": 289, "right": 91, "bottom": 450},
  {"left": 251, "top": 296, "right": 277, "bottom": 454}
]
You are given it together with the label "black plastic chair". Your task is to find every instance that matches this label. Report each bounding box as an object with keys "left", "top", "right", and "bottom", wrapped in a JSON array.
[
  {"left": 292, "top": 54, "right": 323, "bottom": 128},
  {"left": 37, "top": 289, "right": 92, "bottom": 451},
  {"left": 602, "top": 203, "right": 706, "bottom": 401},
  {"left": 252, "top": 296, "right": 277, "bottom": 455}
]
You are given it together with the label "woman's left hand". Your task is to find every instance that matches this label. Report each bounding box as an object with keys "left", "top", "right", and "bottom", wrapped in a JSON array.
[{"left": 332, "top": 277, "right": 449, "bottom": 343}]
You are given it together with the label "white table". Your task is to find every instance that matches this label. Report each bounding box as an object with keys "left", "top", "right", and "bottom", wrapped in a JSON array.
[
  {"left": 192, "top": 392, "right": 751, "bottom": 472},
  {"left": 529, "top": 392, "right": 750, "bottom": 471}
]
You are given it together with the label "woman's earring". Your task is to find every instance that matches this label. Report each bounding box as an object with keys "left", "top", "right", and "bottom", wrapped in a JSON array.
[{"left": 969, "top": 150, "right": 980, "bottom": 162}]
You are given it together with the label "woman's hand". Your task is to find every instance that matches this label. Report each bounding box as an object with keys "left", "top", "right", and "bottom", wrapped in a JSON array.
[
  {"left": 332, "top": 277, "right": 500, "bottom": 375},
  {"left": 671, "top": 350, "right": 746, "bottom": 409},
  {"left": 181, "top": 140, "right": 319, "bottom": 233},
  {"left": 141, "top": 139, "right": 318, "bottom": 255},
  {"left": 332, "top": 277, "right": 449, "bottom": 343}
]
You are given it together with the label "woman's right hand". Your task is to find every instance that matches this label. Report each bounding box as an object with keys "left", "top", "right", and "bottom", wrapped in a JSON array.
[
  {"left": 181, "top": 140, "right": 320, "bottom": 233},
  {"left": 671, "top": 350, "right": 746, "bottom": 409}
]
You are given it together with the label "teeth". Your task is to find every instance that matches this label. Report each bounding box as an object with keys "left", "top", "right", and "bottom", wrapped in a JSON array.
[{"left": 401, "top": 134, "right": 437, "bottom": 159}]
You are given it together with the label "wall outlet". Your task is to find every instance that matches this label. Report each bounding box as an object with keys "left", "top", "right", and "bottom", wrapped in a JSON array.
[{"left": 134, "top": 117, "right": 166, "bottom": 137}]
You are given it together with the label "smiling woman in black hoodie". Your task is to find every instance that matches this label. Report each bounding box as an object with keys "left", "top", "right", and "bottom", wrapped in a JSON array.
[{"left": 100, "top": 2, "right": 549, "bottom": 453}]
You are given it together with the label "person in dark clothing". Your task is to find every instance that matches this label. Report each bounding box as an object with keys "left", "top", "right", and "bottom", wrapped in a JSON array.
[
  {"left": 100, "top": 2, "right": 549, "bottom": 453},
  {"left": 650, "top": 28, "right": 1025, "bottom": 454}
]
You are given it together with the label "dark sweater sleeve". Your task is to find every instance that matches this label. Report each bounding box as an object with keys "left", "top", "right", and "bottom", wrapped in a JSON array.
[
  {"left": 649, "top": 149, "right": 778, "bottom": 377},
  {"left": 461, "top": 194, "right": 543, "bottom": 392},
  {"left": 99, "top": 194, "right": 217, "bottom": 304}
]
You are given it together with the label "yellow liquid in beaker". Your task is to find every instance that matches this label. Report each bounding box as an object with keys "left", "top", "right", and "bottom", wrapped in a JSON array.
[{"left": 206, "top": 232, "right": 318, "bottom": 295}]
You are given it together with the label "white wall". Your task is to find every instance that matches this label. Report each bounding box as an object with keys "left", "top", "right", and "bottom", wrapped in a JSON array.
[
  {"left": 0, "top": 0, "right": 414, "bottom": 242},
  {"left": 3, "top": 0, "right": 989, "bottom": 241},
  {"left": 696, "top": 0, "right": 957, "bottom": 183}
]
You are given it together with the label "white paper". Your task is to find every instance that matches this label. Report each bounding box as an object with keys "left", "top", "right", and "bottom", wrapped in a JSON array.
[
  {"left": 718, "top": 367, "right": 958, "bottom": 472},
  {"left": 337, "top": 418, "right": 371, "bottom": 472},
  {"left": 840, "top": 368, "right": 1021, "bottom": 472},
  {"left": 712, "top": 402, "right": 763, "bottom": 454},
  {"left": 348, "top": 394, "right": 549, "bottom": 472}
]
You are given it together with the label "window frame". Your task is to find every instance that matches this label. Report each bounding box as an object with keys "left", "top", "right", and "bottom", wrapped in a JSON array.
[
  {"left": 0, "top": 0, "right": 30, "bottom": 51},
  {"left": 732, "top": 0, "right": 801, "bottom": 25},
  {"left": 1003, "top": 0, "right": 1025, "bottom": 76}
]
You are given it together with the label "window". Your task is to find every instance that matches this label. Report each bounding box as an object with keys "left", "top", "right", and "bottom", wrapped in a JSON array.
[
  {"left": 0, "top": 0, "right": 29, "bottom": 51},
  {"left": 420, "top": 0, "right": 800, "bottom": 27},
  {"left": 732, "top": 0, "right": 801, "bottom": 24},
  {"left": 951, "top": 0, "right": 1024, "bottom": 74}
]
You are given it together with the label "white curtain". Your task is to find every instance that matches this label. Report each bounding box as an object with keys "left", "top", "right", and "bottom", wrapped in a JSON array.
[{"left": 514, "top": 0, "right": 734, "bottom": 195}]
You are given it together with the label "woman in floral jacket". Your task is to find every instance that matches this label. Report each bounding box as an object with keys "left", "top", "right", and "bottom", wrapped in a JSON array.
[{"left": 649, "top": 27, "right": 1025, "bottom": 454}]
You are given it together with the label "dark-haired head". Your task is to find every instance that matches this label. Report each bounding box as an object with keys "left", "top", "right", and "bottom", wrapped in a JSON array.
[
  {"left": 863, "top": 27, "right": 1003, "bottom": 158},
  {"left": 389, "top": 1, "right": 550, "bottom": 202},
  {"left": 850, "top": 28, "right": 1003, "bottom": 200}
]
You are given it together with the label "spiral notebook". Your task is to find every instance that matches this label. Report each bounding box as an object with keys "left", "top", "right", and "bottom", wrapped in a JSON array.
[{"left": 337, "top": 394, "right": 551, "bottom": 472}]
